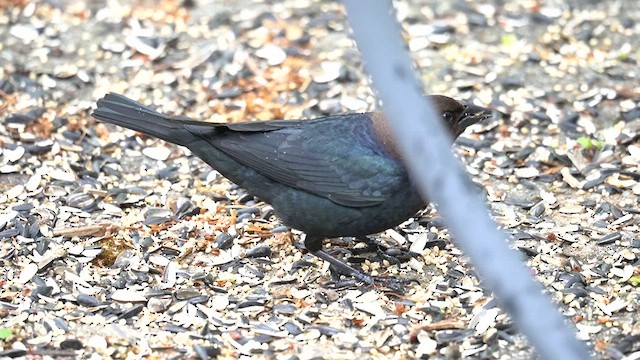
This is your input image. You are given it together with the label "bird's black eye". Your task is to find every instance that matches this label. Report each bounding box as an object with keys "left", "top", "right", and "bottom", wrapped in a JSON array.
[{"left": 441, "top": 112, "right": 454, "bottom": 122}]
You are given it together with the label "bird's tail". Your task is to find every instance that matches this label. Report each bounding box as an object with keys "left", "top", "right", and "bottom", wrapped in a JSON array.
[{"left": 92, "top": 93, "right": 200, "bottom": 147}]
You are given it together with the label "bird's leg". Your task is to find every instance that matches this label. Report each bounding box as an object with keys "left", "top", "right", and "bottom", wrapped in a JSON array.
[
  {"left": 311, "top": 249, "right": 374, "bottom": 284},
  {"left": 304, "top": 236, "right": 373, "bottom": 284},
  {"left": 303, "top": 236, "right": 417, "bottom": 292}
]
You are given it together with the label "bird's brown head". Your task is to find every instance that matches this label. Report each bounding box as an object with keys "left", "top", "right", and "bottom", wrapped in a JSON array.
[
  {"left": 371, "top": 95, "right": 492, "bottom": 158},
  {"left": 428, "top": 95, "right": 493, "bottom": 138}
]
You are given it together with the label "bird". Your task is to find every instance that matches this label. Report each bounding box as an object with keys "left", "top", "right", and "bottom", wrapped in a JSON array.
[{"left": 93, "top": 93, "right": 492, "bottom": 287}]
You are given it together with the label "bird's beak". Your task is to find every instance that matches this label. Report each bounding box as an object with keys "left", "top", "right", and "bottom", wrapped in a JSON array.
[{"left": 457, "top": 103, "right": 493, "bottom": 129}]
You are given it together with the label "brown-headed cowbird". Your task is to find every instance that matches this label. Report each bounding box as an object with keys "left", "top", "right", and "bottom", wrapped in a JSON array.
[{"left": 93, "top": 93, "right": 491, "bottom": 286}]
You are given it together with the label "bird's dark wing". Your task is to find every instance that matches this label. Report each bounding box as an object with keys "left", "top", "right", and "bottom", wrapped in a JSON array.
[
  {"left": 94, "top": 94, "right": 405, "bottom": 208},
  {"left": 188, "top": 114, "right": 405, "bottom": 207}
]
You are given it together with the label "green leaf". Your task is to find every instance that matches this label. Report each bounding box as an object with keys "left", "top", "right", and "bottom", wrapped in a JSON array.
[
  {"left": 501, "top": 33, "right": 517, "bottom": 46},
  {"left": 577, "top": 137, "right": 593, "bottom": 149},
  {"left": 617, "top": 52, "right": 630, "bottom": 61},
  {"left": 0, "top": 328, "right": 12, "bottom": 340},
  {"left": 591, "top": 139, "right": 603, "bottom": 150},
  {"left": 577, "top": 137, "right": 604, "bottom": 150},
  {"left": 629, "top": 276, "right": 640, "bottom": 285}
]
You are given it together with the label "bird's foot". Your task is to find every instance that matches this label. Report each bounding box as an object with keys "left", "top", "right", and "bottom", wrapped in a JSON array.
[
  {"left": 352, "top": 236, "right": 422, "bottom": 265},
  {"left": 311, "top": 248, "right": 416, "bottom": 293}
]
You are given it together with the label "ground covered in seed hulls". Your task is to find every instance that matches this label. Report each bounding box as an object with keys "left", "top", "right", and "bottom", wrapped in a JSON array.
[{"left": 1, "top": 0, "right": 640, "bottom": 358}]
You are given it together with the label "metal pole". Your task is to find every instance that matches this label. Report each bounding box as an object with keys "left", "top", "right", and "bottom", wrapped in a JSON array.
[{"left": 341, "top": 1, "right": 592, "bottom": 359}]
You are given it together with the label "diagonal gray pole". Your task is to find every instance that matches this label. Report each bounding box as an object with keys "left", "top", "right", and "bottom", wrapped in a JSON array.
[{"left": 341, "top": 1, "right": 592, "bottom": 359}]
